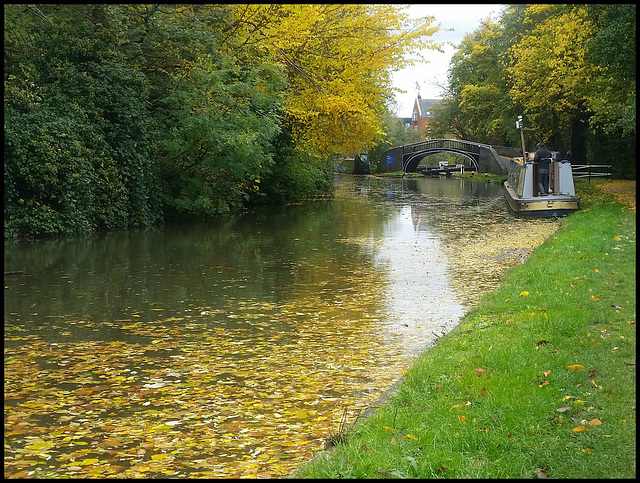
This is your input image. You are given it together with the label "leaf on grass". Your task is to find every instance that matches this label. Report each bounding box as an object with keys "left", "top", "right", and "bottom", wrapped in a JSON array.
[
  {"left": 475, "top": 368, "right": 486, "bottom": 377},
  {"left": 566, "top": 364, "right": 585, "bottom": 371},
  {"left": 572, "top": 426, "right": 589, "bottom": 432},
  {"left": 457, "top": 415, "right": 466, "bottom": 421},
  {"left": 589, "top": 296, "right": 600, "bottom": 301},
  {"left": 588, "top": 419, "right": 602, "bottom": 426},
  {"left": 539, "top": 380, "right": 549, "bottom": 387},
  {"left": 519, "top": 291, "right": 529, "bottom": 297},
  {"left": 556, "top": 407, "right": 572, "bottom": 413},
  {"left": 534, "top": 467, "right": 548, "bottom": 479}
]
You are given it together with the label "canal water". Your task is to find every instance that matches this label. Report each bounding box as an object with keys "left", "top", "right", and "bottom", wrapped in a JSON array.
[{"left": 4, "top": 175, "right": 560, "bottom": 478}]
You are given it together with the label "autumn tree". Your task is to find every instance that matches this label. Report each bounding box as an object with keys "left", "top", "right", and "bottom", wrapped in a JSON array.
[
  {"left": 224, "top": 4, "right": 443, "bottom": 157},
  {"left": 507, "top": 4, "right": 596, "bottom": 161},
  {"left": 4, "top": 4, "right": 447, "bottom": 238},
  {"left": 426, "top": 18, "right": 511, "bottom": 146}
]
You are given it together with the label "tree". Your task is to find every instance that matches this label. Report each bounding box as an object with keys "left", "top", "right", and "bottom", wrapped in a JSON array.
[
  {"left": 429, "top": 19, "right": 511, "bottom": 145},
  {"left": 225, "top": 4, "right": 444, "bottom": 157},
  {"left": 507, "top": 5, "right": 596, "bottom": 160}
]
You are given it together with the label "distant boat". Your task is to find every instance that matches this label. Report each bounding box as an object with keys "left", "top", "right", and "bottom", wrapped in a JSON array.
[{"left": 503, "top": 153, "right": 580, "bottom": 216}]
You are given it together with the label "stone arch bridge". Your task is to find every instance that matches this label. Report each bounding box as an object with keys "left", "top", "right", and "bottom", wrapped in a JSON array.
[{"left": 378, "top": 139, "right": 516, "bottom": 175}]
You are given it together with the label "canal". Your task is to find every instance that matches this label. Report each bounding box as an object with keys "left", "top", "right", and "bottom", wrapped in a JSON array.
[{"left": 4, "top": 174, "right": 561, "bottom": 478}]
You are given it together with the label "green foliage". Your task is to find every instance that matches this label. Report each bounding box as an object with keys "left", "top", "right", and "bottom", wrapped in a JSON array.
[
  {"left": 4, "top": 4, "right": 162, "bottom": 238},
  {"left": 258, "top": 127, "right": 334, "bottom": 204},
  {"left": 6, "top": 4, "right": 434, "bottom": 239},
  {"left": 428, "top": 4, "right": 635, "bottom": 170}
]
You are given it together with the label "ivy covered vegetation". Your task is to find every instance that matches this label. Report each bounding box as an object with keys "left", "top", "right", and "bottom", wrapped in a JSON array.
[{"left": 4, "top": 4, "right": 440, "bottom": 239}]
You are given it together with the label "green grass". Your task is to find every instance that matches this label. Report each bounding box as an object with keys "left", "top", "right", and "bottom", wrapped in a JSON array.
[{"left": 293, "top": 179, "right": 636, "bottom": 479}]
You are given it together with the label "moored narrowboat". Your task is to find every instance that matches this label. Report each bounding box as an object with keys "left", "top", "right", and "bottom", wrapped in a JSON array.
[{"left": 503, "top": 153, "right": 580, "bottom": 216}]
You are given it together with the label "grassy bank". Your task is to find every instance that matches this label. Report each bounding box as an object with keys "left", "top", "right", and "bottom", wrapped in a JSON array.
[{"left": 294, "top": 180, "right": 636, "bottom": 479}]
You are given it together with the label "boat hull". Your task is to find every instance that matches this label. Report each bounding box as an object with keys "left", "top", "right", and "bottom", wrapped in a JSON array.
[{"left": 504, "top": 181, "right": 580, "bottom": 216}]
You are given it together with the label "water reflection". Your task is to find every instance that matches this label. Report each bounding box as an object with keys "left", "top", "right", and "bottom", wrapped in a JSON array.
[{"left": 4, "top": 174, "right": 559, "bottom": 478}]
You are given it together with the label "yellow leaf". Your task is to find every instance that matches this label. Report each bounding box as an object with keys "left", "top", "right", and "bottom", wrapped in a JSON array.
[
  {"left": 152, "top": 453, "right": 168, "bottom": 460},
  {"left": 539, "top": 380, "right": 549, "bottom": 387},
  {"left": 405, "top": 434, "right": 418, "bottom": 440},
  {"left": 588, "top": 419, "right": 602, "bottom": 426},
  {"left": 593, "top": 269, "right": 599, "bottom": 272},
  {"left": 457, "top": 415, "right": 466, "bottom": 421},
  {"left": 589, "top": 296, "right": 600, "bottom": 301},
  {"left": 80, "top": 458, "right": 99, "bottom": 466},
  {"left": 519, "top": 291, "right": 529, "bottom": 297},
  {"left": 572, "top": 426, "right": 589, "bottom": 432},
  {"left": 566, "top": 364, "right": 585, "bottom": 371}
]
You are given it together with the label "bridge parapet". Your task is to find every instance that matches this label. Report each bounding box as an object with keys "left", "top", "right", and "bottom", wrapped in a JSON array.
[{"left": 378, "top": 138, "right": 507, "bottom": 175}]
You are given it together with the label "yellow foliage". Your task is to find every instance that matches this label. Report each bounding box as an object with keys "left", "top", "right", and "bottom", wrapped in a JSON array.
[
  {"left": 228, "top": 4, "right": 443, "bottom": 156},
  {"left": 507, "top": 5, "right": 600, "bottom": 136}
]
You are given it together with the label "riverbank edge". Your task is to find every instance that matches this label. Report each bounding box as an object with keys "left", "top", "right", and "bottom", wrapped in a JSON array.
[{"left": 291, "top": 180, "right": 636, "bottom": 479}]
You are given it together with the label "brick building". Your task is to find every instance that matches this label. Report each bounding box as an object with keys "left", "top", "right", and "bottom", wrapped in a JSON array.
[{"left": 410, "top": 94, "right": 440, "bottom": 138}]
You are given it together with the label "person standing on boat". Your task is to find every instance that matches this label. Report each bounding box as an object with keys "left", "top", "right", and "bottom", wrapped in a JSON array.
[{"left": 534, "top": 142, "right": 552, "bottom": 196}]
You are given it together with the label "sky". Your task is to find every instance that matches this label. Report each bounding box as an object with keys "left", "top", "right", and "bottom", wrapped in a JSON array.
[{"left": 391, "top": 4, "right": 504, "bottom": 118}]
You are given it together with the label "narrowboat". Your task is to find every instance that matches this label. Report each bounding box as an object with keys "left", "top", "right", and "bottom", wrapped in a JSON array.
[{"left": 503, "top": 153, "right": 580, "bottom": 216}]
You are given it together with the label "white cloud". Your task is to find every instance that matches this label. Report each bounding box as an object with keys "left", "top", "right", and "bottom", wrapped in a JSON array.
[{"left": 391, "top": 4, "right": 504, "bottom": 117}]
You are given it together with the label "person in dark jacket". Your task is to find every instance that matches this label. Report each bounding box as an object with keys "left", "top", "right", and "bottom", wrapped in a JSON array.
[{"left": 534, "top": 142, "right": 552, "bottom": 195}]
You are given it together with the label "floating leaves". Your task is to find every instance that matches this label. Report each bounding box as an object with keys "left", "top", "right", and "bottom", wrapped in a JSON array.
[{"left": 4, "top": 289, "right": 427, "bottom": 479}]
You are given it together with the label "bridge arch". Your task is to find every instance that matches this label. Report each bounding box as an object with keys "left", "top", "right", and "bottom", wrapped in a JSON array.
[
  {"left": 403, "top": 148, "right": 480, "bottom": 173},
  {"left": 379, "top": 139, "right": 509, "bottom": 175}
]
